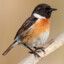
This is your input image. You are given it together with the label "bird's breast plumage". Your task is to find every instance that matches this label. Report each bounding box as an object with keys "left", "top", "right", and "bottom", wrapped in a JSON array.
[{"left": 22, "top": 18, "right": 50, "bottom": 47}]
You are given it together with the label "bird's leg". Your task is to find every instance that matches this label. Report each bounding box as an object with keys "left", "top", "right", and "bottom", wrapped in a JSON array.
[
  {"left": 23, "top": 43, "right": 40, "bottom": 57},
  {"left": 34, "top": 47, "right": 45, "bottom": 54}
]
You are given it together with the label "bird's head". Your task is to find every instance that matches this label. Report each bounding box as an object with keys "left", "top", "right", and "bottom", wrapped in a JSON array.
[{"left": 32, "top": 4, "right": 57, "bottom": 18}]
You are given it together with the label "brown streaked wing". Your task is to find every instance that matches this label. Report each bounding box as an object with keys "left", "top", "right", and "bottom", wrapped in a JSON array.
[{"left": 14, "top": 16, "right": 37, "bottom": 40}]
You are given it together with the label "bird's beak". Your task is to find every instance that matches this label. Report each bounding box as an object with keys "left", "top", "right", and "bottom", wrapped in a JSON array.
[{"left": 51, "top": 8, "right": 57, "bottom": 11}]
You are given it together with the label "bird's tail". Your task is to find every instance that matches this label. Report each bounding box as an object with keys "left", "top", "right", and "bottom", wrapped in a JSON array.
[{"left": 2, "top": 40, "right": 17, "bottom": 56}]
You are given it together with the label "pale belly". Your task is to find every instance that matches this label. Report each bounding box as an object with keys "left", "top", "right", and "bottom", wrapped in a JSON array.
[
  {"left": 16, "top": 18, "right": 50, "bottom": 48},
  {"left": 28, "top": 31, "right": 49, "bottom": 47}
]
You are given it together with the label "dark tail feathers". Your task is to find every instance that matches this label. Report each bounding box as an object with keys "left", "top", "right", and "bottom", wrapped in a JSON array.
[{"left": 2, "top": 41, "right": 17, "bottom": 56}]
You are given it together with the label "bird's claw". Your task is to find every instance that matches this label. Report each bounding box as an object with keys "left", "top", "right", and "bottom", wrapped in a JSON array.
[
  {"left": 29, "top": 50, "right": 40, "bottom": 57},
  {"left": 34, "top": 47, "right": 45, "bottom": 54}
]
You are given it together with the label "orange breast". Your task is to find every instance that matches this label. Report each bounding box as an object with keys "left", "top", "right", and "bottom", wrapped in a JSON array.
[
  {"left": 22, "top": 18, "right": 50, "bottom": 44},
  {"left": 33, "top": 18, "right": 50, "bottom": 36}
]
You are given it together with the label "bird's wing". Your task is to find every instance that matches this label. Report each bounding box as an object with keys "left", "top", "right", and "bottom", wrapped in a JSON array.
[{"left": 14, "top": 16, "right": 37, "bottom": 40}]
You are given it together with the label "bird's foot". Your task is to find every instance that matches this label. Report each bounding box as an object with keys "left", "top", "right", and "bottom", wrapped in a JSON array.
[
  {"left": 29, "top": 50, "right": 40, "bottom": 57},
  {"left": 34, "top": 47, "right": 45, "bottom": 54}
]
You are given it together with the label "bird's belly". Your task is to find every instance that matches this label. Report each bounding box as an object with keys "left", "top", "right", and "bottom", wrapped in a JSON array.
[
  {"left": 28, "top": 31, "right": 49, "bottom": 47},
  {"left": 22, "top": 19, "right": 50, "bottom": 47}
]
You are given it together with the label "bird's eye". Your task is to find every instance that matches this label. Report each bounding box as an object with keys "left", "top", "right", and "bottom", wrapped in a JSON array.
[
  {"left": 46, "top": 7, "right": 50, "bottom": 10},
  {"left": 37, "top": 7, "right": 41, "bottom": 10}
]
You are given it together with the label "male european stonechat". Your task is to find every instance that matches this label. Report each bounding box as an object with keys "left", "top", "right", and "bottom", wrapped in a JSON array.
[{"left": 2, "top": 4, "right": 57, "bottom": 57}]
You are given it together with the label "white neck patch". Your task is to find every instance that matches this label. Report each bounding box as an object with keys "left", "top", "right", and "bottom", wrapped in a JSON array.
[{"left": 33, "top": 13, "right": 46, "bottom": 19}]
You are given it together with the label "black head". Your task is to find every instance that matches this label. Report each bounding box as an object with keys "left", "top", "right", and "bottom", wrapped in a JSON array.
[{"left": 32, "top": 4, "right": 57, "bottom": 18}]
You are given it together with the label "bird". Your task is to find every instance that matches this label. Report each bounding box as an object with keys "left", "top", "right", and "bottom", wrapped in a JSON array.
[{"left": 2, "top": 3, "right": 57, "bottom": 57}]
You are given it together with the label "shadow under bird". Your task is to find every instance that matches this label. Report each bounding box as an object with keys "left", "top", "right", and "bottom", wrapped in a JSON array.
[{"left": 2, "top": 3, "right": 57, "bottom": 57}]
